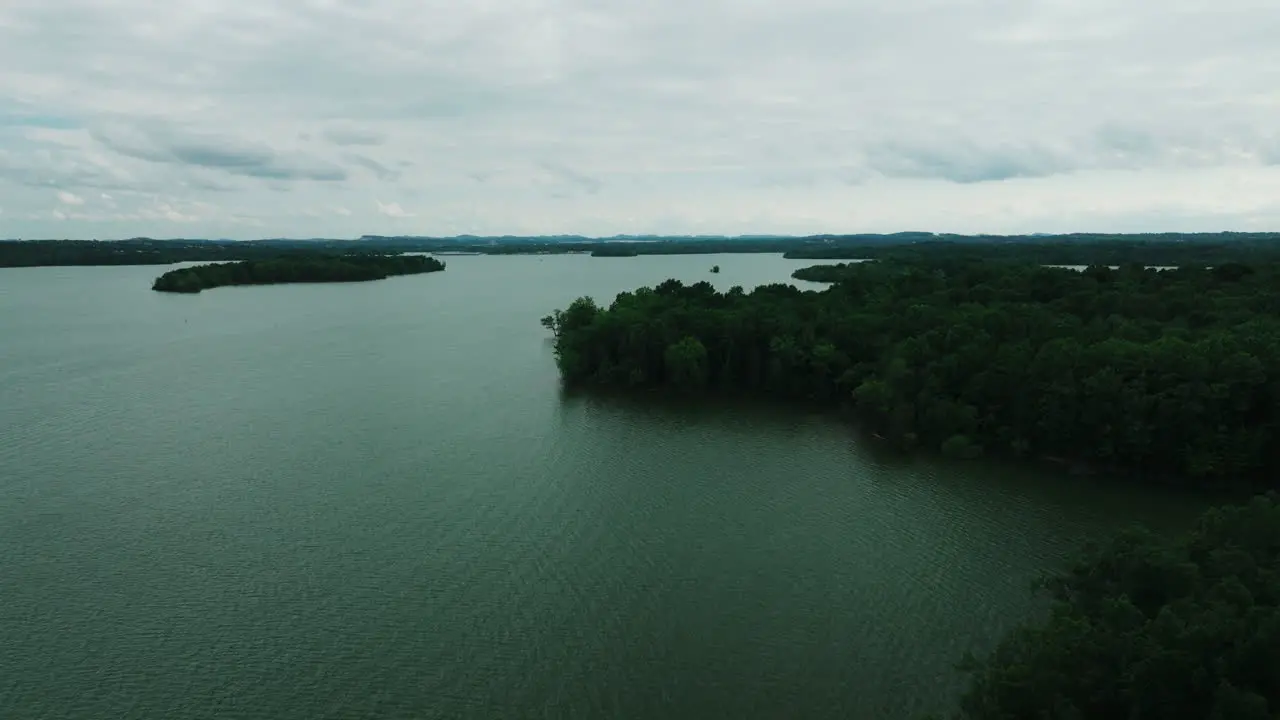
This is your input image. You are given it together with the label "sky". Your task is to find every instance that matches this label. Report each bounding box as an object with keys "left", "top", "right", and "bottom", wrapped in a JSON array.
[{"left": 2, "top": 0, "right": 1280, "bottom": 239}]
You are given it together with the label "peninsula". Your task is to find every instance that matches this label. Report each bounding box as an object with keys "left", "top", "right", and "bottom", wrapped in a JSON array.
[
  {"left": 543, "top": 258, "right": 1279, "bottom": 492},
  {"left": 152, "top": 254, "right": 445, "bottom": 293}
]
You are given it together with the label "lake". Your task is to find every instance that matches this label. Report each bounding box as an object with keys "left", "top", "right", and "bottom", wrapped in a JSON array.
[{"left": 0, "top": 254, "right": 1205, "bottom": 719}]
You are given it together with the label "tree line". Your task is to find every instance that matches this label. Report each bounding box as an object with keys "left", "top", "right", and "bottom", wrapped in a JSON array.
[
  {"left": 782, "top": 234, "right": 1280, "bottom": 266},
  {"left": 152, "top": 254, "right": 445, "bottom": 293},
  {"left": 543, "top": 259, "right": 1280, "bottom": 491},
  {"left": 0, "top": 239, "right": 389, "bottom": 268},
  {"left": 15, "top": 234, "right": 1280, "bottom": 267}
]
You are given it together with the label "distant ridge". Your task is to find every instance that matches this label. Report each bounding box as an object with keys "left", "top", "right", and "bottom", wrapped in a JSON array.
[
  {"left": 5, "top": 230, "right": 1273, "bottom": 244},
  {"left": 7, "top": 231, "right": 1280, "bottom": 267}
]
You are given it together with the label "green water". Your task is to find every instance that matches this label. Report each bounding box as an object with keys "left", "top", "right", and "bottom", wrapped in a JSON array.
[{"left": 0, "top": 255, "right": 1204, "bottom": 719}]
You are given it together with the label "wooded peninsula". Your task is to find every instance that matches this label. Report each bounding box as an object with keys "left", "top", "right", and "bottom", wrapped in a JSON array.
[
  {"left": 151, "top": 254, "right": 444, "bottom": 293},
  {"left": 543, "top": 256, "right": 1280, "bottom": 718},
  {"left": 544, "top": 258, "right": 1279, "bottom": 492}
]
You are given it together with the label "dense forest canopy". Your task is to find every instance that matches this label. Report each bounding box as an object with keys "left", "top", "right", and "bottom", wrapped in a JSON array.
[
  {"left": 943, "top": 494, "right": 1280, "bottom": 720},
  {"left": 543, "top": 259, "right": 1280, "bottom": 491},
  {"left": 152, "top": 254, "right": 444, "bottom": 293}
]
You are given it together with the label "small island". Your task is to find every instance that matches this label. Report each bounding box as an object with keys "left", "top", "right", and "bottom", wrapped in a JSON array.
[
  {"left": 152, "top": 253, "right": 445, "bottom": 293},
  {"left": 710, "top": 265, "right": 720, "bottom": 274}
]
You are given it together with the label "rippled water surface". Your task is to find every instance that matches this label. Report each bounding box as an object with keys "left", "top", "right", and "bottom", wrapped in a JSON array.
[{"left": 0, "top": 254, "right": 1204, "bottom": 719}]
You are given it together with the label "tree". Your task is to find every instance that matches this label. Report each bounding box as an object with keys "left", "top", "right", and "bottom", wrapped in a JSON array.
[
  {"left": 664, "top": 336, "right": 710, "bottom": 390},
  {"left": 540, "top": 310, "right": 565, "bottom": 338}
]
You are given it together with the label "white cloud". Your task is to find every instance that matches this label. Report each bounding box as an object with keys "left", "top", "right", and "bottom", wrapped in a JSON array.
[
  {"left": 323, "top": 126, "right": 387, "bottom": 147},
  {"left": 56, "top": 190, "right": 84, "bottom": 205},
  {"left": 130, "top": 202, "right": 193, "bottom": 223},
  {"left": 376, "top": 200, "right": 413, "bottom": 218},
  {"left": 335, "top": 206, "right": 352, "bottom": 216},
  {"left": 2, "top": 0, "right": 1280, "bottom": 238}
]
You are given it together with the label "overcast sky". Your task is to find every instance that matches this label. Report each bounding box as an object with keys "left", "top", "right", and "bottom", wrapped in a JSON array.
[{"left": 2, "top": 0, "right": 1280, "bottom": 239}]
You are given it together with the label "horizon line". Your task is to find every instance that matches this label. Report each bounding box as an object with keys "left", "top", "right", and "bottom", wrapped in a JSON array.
[{"left": 5, "top": 230, "right": 1278, "bottom": 243}]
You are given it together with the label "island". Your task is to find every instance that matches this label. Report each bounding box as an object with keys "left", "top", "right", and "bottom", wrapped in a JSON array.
[
  {"left": 542, "top": 259, "right": 1279, "bottom": 492},
  {"left": 152, "top": 253, "right": 445, "bottom": 293},
  {"left": 710, "top": 265, "right": 720, "bottom": 274}
]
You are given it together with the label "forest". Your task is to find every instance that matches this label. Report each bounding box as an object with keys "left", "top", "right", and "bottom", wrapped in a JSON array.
[
  {"left": 151, "top": 254, "right": 445, "bottom": 293},
  {"left": 939, "top": 494, "right": 1280, "bottom": 719},
  {"left": 543, "top": 258, "right": 1280, "bottom": 491}
]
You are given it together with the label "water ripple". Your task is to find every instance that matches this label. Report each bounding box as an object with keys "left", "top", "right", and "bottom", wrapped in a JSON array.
[{"left": 0, "top": 258, "right": 1205, "bottom": 720}]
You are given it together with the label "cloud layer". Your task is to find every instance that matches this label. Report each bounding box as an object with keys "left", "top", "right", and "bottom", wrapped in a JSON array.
[{"left": 2, "top": 0, "right": 1280, "bottom": 238}]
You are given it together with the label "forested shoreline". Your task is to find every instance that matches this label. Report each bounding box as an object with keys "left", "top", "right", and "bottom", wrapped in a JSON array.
[
  {"left": 544, "top": 259, "right": 1280, "bottom": 491},
  {"left": 781, "top": 236, "right": 1280, "bottom": 265},
  {"left": 0, "top": 239, "right": 378, "bottom": 267},
  {"left": 11, "top": 233, "right": 1280, "bottom": 267},
  {"left": 152, "top": 254, "right": 444, "bottom": 293},
  {"left": 545, "top": 258, "right": 1280, "bottom": 717}
]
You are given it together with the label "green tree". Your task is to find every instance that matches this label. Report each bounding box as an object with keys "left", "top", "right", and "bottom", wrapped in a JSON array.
[{"left": 664, "top": 336, "right": 709, "bottom": 390}]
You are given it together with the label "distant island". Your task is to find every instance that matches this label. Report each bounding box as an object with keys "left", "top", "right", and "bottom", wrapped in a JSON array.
[
  {"left": 10, "top": 232, "right": 1280, "bottom": 268},
  {"left": 152, "top": 254, "right": 445, "bottom": 293}
]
